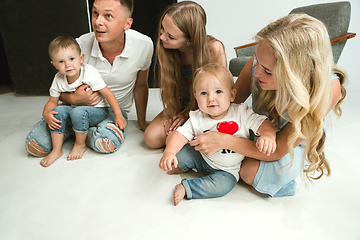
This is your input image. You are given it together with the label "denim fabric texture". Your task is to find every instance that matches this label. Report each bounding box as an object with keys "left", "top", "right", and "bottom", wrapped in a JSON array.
[
  {"left": 176, "top": 144, "right": 237, "bottom": 199},
  {"left": 25, "top": 107, "right": 128, "bottom": 153},
  {"left": 85, "top": 108, "right": 128, "bottom": 153},
  {"left": 252, "top": 146, "right": 302, "bottom": 197},
  {"left": 51, "top": 105, "right": 107, "bottom": 134}
]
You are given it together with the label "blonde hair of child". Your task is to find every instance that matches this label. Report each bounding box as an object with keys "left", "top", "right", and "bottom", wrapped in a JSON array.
[
  {"left": 48, "top": 36, "right": 81, "bottom": 61},
  {"left": 193, "top": 63, "right": 234, "bottom": 91},
  {"left": 189, "top": 63, "right": 234, "bottom": 111}
]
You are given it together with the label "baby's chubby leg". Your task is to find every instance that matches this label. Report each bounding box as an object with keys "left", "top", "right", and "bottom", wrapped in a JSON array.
[
  {"left": 40, "top": 133, "right": 64, "bottom": 167},
  {"left": 67, "top": 131, "right": 87, "bottom": 160},
  {"left": 68, "top": 106, "right": 108, "bottom": 159},
  {"left": 40, "top": 150, "right": 63, "bottom": 167},
  {"left": 173, "top": 183, "right": 186, "bottom": 206}
]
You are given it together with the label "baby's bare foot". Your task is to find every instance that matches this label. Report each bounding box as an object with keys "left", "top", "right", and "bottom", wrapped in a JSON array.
[
  {"left": 40, "top": 150, "right": 63, "bottom": 167},
  {"left": 167, "top": 165, "right": 186, "bottom": 175},
  {"left": 173, "top": 183, "right": 186, "bottom": 206},
  {"left": 67, "top": 144, "right": 87, "bottom": 160}
]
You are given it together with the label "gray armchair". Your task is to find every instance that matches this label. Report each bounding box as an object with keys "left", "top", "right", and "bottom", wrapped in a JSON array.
[{"left": 229, "top": 1, "right": 356, "bottom": 77}]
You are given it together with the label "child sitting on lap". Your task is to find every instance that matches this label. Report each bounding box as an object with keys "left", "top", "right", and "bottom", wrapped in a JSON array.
[
  {"left": 159, "top": 63, "right": 277, "bottom": 205},
  {"left": 40, "top": 36, "right": 126, "bottom": 167}
]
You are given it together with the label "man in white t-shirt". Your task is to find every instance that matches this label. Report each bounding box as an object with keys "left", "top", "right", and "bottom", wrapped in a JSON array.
[{"left": 26, "top": 0, "right": 154, "bottom": 156}]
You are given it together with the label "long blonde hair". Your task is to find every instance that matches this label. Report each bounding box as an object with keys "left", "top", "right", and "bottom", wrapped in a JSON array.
[
  {"left": 253, "top": 14, "right": 347, "bottom": 181},
  {"left": 156, "top": 1, "right": 210, "bottom": 120}
]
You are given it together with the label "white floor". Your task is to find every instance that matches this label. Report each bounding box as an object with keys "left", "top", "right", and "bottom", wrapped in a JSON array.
[{"left": 0, "top": 86, "right": 359, "bottom": 240}]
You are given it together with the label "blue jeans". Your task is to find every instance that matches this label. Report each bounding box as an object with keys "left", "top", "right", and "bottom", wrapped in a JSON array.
[
  {"left": 25, "top": 107, "right": 128, "bottom": 154},
  {"left": 176, "top": 144, "right": 237, "bottom": 199},
  {"left": 178, "top": 138, "right": 301, "bottom": 198},
  {"left": 51, "top": 105, "right": 107, "bottom": 134}
]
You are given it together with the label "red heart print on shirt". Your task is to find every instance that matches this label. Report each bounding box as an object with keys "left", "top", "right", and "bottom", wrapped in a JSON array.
[
  {"left": 216, "top": 121, "right": 239, "bottom": 135},
  {"left": 75, "top": 84, "right": 90, "bottom": 92}
]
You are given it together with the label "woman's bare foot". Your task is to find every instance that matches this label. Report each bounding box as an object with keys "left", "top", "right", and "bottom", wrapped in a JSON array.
[
  {"left": 40, "top": 150, "right": 63, "bottom": 167},
  {"left": 173, "top": 183, "right": 186, "bottom": 206},
  {"left": 67, "top": 144, "right": 87, "bottom": 160},
  {"left": 167, "top": 164, "right": 187, "bottom": 175}
]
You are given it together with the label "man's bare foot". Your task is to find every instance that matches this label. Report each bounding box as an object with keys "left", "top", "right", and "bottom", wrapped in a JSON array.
[
  {"left": 173, "top": 183, "right": 186, "bottom": 206},
  {"left": 167, "top": 164, "right": 187, "bottom": 175},
  {"left": 40, "top": 150, "right": 63, "bottom": 167},
  {"left": 67, "top": 144, "right": 87, "bottom": 160}
]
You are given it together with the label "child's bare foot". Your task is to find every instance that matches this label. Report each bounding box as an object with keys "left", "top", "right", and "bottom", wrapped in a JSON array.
[
  {"left": 167, "top": 164, "right": 186, "bottom": 175},
  {"left": 40, "top": 150, "right": 63, "bottom": 167},
  {"left": 173, "top": 183, "right": 186, "bottom": 206},
  {"left": 67, "top": 144, "right": 87, "bottom": 160}
]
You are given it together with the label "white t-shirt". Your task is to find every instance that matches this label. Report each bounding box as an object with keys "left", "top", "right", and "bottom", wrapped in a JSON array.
[
  {"left": 177, "top": 103, "right": 267, "bottom": 180},
  {"left": 49, "top": 64, "right": 107, "bottom": 107},
  {"left": 76, "top": 29, "right": 154, "bottom": 113}
]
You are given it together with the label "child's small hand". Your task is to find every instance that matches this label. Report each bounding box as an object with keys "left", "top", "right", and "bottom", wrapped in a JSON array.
[
  {"left": 256, "top": 135, "right": 276, "bottom": 156},
  {"left": 114, "top": 115, "right": 127, "bottom": 130},
  {"left": 159, "top": 152, "right": 178, "bottom": 172},
  {"left": 44, "top": 110, "right": 62, "bottom": 130}
]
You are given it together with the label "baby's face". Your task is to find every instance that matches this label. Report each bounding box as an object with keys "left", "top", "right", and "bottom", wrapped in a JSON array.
[
  {"left": 194, "top": 76, "right": 236, "bottom": 120},
  {"left": 51, "top": 47, "right": 84, "bottom": 82}
]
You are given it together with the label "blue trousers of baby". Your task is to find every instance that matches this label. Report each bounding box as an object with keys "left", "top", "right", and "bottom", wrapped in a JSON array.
[
  {"left": 176, "top": 144, "right": 237, "bottom": 199},
  {"left": 51, "top": 105, "right": 107, "bottom": 134}
]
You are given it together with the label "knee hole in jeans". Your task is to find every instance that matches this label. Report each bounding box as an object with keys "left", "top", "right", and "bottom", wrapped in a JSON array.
[
  {"left": 26, "top": 139, "right": 49, "bottom": 157},
  {"left": 94, "top": 138, "right": 116, "bottom": 153},
  {"left": 107, "top": 123, "right": 124, "bottom": 142}
]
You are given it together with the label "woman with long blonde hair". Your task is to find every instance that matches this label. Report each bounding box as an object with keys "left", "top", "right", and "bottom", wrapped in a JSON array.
[
  {"left": 144, "top": 1, "right": 226, "bottom": 148},
  {"left": 178, "top": 14, "right": 347, "bottom": 197}
]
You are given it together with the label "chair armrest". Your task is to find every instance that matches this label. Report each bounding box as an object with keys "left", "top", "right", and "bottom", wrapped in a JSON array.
[
  {"left": 234, "top": 32, "right": 356, "bottom": 50},
  {"left": 330, "top": 32, "right": 356, "bottom": 44},
  {"left": 234, "top": 42, "right": 257, "bottom": 50}
]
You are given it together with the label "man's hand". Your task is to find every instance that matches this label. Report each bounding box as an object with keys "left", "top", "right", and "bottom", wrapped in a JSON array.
[{"left": 71, "top": 84, "right": 102, "bottom": 106}]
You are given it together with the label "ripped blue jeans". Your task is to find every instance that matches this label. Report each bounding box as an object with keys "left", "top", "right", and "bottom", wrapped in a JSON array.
[{"left": 25, "top": 107, "right": 128, "bottom": 155}]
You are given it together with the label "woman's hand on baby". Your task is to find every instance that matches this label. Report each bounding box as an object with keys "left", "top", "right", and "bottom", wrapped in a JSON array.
[
  {"left": 190, "top": 131, "right": 224, "bottom": 156},
  {"left": 256, "top": 135, "right": 276, "bottom": 156},
  {"left": 44, "top": 110, "right": 62, "bottom": 130},
  {"left": 164, "top": 115, "right": 185, "bottom": 136},
  {"left": 159, "top": 152, "right": 178, "bottom": 172}
]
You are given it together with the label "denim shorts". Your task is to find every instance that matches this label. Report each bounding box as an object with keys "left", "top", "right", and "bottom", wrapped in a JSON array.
[{"left": 253, "top": 145, "right": 302, "bottom": 197}]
